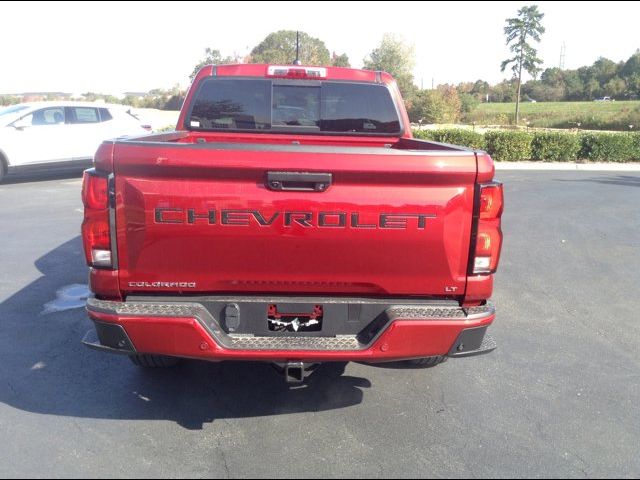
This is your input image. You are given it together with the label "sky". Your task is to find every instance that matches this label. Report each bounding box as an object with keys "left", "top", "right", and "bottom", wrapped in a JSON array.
[{"left": 0, "top": 0, "right": 637, "bottom": 94}]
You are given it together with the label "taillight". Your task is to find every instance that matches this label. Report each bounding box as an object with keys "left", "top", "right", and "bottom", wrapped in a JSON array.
[
  {"left": 479, "top": 184, "right": 503, "bottom": 219},
  {"left": 472, "top": 182, "right": 503, "bottom": 275},
  {"left": 81, "top": 169, "right": 112, "bottom": 268},
  {"left": 82, "top": 170, "right": 108, "bottom": 209}
]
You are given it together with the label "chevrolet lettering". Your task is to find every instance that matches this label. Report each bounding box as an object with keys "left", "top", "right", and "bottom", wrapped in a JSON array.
[{"left": 154, "top": 208, "right": 436, "bottom": 229}]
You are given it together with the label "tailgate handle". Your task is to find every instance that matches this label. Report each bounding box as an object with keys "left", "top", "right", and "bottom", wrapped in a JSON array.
[{"left": 267, "top": 172, "right": 332, "bottom": 192}]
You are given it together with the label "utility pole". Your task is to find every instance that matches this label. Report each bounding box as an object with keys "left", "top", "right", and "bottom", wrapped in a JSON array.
[{"left": 559, "top": 42, "right": 566, "bottom": 70}]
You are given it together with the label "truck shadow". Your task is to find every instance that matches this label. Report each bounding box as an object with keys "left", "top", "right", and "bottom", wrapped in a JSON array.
[
  {"left": 1, "top": 166, "right": 86, "bottom": 185},
  {"left": 0, "top": 237, "right": 370, "bottom": 430}
]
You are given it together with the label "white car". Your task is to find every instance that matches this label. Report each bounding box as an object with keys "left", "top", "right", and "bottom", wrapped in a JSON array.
[{"left": 0, "top": 102, "right": 151, "bottom": 182}]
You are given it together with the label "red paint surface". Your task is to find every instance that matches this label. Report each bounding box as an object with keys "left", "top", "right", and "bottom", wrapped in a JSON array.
[{"left": 113, "top": 144, "right": 477, "bottom": 297}]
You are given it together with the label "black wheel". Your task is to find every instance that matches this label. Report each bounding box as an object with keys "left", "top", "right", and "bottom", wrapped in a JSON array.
[
  {"left": 129, "top": 354, "right": 181, "bottom": 368},
  {"left": 403, "top": 355, "right": 447, "bottom": 368}
]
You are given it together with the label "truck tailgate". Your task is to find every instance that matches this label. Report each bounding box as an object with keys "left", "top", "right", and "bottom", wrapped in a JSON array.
[{"left": 113, "top": 142, "right": 477, "bottom": 297}]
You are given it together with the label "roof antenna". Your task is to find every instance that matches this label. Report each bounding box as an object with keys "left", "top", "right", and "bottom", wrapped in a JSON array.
[{"left": 293, "top": 31, "right": 302, "bottom": 65}]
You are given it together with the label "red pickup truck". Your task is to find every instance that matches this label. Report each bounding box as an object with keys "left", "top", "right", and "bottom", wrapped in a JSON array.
[{"left": 81, "top": 64, "right": 503, "bottom": 382}]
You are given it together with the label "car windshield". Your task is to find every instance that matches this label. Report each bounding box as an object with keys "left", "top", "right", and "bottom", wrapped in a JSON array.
[
  {"left": 187, "top": 78, "right": 402, "bottom": 135},
  {"left": 0, "top": 104, "right": 29, "bottom": 119}
]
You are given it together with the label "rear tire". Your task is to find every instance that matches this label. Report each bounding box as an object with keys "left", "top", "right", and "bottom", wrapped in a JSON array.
[
  {"left": 129, "top": 354, "right": 181, "bottom": 368},
  {"left": 403, "top": 355, "right": 447, "bottom": 368}
]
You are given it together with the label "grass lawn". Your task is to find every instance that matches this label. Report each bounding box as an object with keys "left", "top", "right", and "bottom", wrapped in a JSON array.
[{"left": 465, "top": 100, "right": 640, "bottom": 131}]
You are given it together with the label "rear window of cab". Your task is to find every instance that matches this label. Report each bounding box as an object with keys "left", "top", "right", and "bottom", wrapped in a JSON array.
[{"left": 187, "top": 78, "right": 402, "bottom": 135}]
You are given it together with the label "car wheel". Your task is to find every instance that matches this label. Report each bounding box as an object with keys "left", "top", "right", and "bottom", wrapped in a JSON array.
[
  {"left": 402, "top": 355, "right": 447, "bottom": 368},
  {"left": 129, "top": 354, "right": 181, "bottom": 368}
]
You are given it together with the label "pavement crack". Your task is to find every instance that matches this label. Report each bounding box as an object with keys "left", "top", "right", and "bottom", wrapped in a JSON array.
[
  {"left": 7, "top": 381, "right": 18, "bottom": 397},
  {"left": 567, "top": 450, "right": 590, "bottom": 478},
  {"left": 217, "top": 436, "right": 231, "bottom": 479}
]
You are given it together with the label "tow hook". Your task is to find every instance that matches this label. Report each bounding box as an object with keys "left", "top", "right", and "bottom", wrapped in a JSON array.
[{"left": 272, "top": 362, "right": 319, "bottom": 384}]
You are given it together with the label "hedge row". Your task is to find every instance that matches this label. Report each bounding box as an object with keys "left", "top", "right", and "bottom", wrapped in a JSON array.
[
  {"left": 412, "top": 128, "right": 640, "bottom": 162},
  {"left": 412, "top": 128, "right": 486, "bottom": 150}
]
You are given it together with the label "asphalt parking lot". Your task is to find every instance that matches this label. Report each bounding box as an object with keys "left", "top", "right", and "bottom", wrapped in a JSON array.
[{"left": 0, "top": 169, "right": 639, "bottom": 478}]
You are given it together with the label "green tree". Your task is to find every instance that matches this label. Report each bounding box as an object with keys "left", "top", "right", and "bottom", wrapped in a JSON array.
[
  {"left": 331, "top": 52, "right": 351, "bottom": 67},
  {"left": 456, "top": 82, "right": 475, "bottom": 95},
  {"left": 620, "top": 50, "right": 640, "bottom": 98},
  {"left": 627, "top": 73, "right": 640, "bottom": 98},
  {"left": 471, "top": 80, "right": 491, "bottom": 100},
  {"left": 603, "top": 77, "right": 626, "bottom": 98},
  {"left": 164, "top": 95, "right": 185, "bottom": 111},
  {"left": 530, "top": 67, "right": 566, "bottom": 101},
  {"left": 563, "top": 70, "right": 585, "bottom": 100},
  {"left": 409, "top": 86, "right": 461, "bottom": 124},
  {"left": 459, "top": 93, "right": 480, "bottom": 115},
  {"left": 540, "top": 67, "right": 563, "bottom": 87},
  {"left": 583, "top": 77, "right": 601, "bottom": 99},
  {"left": 620, "top": 49, "right": 640, "bottom": 77},
  {"left": 250, "top": 31, "right": 330, "bottom": 65},
  {"left": 363, "top": 33, "right": 416, "bottom": 99},
  {"left": 190, "top": 48, "right": 238, "bottom": 81},
  {"left": 490, "top": 79, "right": 518, "bottom": 103},
  {"left": 500, "top": 5, "right": 545, "bottom": 124},
  {"left": 122, "top": 95, "right": 142, "bottom": 108},
  {"left": 591, "top": 57, "right": 619, "bottom": 85},
  {"left": 0, "top": 95, "right": 20, "bottom": 106}
]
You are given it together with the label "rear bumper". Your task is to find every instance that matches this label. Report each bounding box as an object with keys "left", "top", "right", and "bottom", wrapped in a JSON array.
[{"left": 84, "top": 296, "right": 496, "bottom": 362}]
